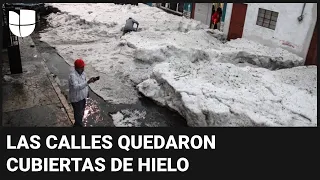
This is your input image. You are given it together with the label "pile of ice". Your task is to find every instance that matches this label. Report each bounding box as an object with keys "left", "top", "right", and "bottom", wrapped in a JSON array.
[
  {"left": 3, "top": 75, "right": 14, "bottom": 82},
  {"left": 44, "top": 3, "right": 207, "bottom": 33},
  {"left": 40, "top": 3, "right": 211, "bottom": 104},
  {"left": 110, "top": 109, "right": 147, "bottom": 127},
  {"left": 39, "top": 3, "right": 316, "bottom": 126},
  {"left": 40, "top": 4, "right": 305, "bottom": 105},
  {"left": 220, "top": 39, "right": 304, "bottom": 69},
  {"left": 206, "top": 29, "right": 226, "bottom": 42},
  {"left": 123, "top": 30, "right": 304, "bottom": 71},
  {"left": 138, "top": 60, "right": 317, "bottom": 127}
]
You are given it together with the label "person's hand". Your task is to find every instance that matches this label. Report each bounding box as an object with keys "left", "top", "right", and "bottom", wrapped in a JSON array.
[{"left": 87, "top": 77, "right": 95, "bottom": 84}]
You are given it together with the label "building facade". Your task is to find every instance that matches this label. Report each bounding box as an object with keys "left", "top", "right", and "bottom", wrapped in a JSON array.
[
  {"left": 192, "top": 3, "right": 226, "bottom": 29},
  {"left": 147, "top": 3, "right": 317, "bottom": 65},
  {"left": 150, "top": 3, "right": 226, "bottom": 24},
  {"left": 223, "top": 3, "right": 317, "bottom": 65}
]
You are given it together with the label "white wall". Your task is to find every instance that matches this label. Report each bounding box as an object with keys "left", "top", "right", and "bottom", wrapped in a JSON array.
[
  {"left": 193, "top": 3, "right": 212, "bottom": 27},
  {"left": 223, "top": 3, "right": 317, "bottom": 60},
  {"left": 223, "top": 3, "right": 233, "bottom": 34}
]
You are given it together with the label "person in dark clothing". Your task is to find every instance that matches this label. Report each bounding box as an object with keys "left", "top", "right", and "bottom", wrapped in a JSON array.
[
  {"left": 123, "top": 17, "right": 139, "bottom": 35},
  {"left": 212, "top": 5, "right": 216, "bottom": 15},
  {"left": 217, "top": 7, "right": 222, "bottom": 17},
  {"left": 210, "top": 5, "right": 215, "bottom": 28}
]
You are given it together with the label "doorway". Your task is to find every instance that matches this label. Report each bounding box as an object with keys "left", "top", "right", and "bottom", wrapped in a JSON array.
[{"left": 209, "top": 3, "right": 224, "bottom": 29}]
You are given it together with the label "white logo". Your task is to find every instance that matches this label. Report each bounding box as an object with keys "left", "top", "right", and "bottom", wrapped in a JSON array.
[{"left": 9, "top": 9, "right": 36, "bottom": 37}]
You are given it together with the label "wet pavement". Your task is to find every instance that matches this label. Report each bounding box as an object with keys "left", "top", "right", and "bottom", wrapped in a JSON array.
[
  {"left": 3, "top": 104, "right": 71, "bottom": 127},
  {"left": 31, "top": 16, "right": 188, "bottom": 127},
  {"left": 2, "top": 37, "right": 72, "bottom": 127}
]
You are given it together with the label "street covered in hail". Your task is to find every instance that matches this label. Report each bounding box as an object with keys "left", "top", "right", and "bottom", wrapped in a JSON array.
[{"left": 39, "top": 3, "right": 317, "bottom": 127}]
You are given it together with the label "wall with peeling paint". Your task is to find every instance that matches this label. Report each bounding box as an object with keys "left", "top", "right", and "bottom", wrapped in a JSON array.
[
  {"left": 193, "top": 3, "right": 213, "bottom": 27},
  {"left": 223, "top": 3, "right": 317, "bottom": 62}
]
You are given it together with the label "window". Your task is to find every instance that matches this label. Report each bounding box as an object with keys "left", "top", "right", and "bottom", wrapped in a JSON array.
[{"left": 256, "top": 8, "right": 278, "bottom": 30}]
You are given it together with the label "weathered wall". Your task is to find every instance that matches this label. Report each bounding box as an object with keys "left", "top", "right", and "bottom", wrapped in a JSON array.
[
  {"left": 223, "top": 3, "right": 233, "bottom": 35},
  {"left": 193, "top": 3, "right": 212, "bottom": 27},
  {"left": 223, "top": 3, "right": 317, "bottom": 61}
]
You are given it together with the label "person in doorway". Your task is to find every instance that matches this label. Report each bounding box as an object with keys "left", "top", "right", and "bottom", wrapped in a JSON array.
[
  {"left": 210, "top": 5, "right": 215, "bottom": 28},
  {"left": 217, "top": 7, "right": 223, "bottom": 30},
  {"left": 212, "top": 5, "right": 216, "bottom": 14},
  {"left": 123, "top": 17, "right": 139, "bottom": 35},
  {"left": 211, "top": 8, "right": 222, "bottom": 30},
  {"left": 68, "top": 59, "right": 98, "bottom": 127},
  {"left": 217, "top": 7, "right": 222, "bottom": 17}
]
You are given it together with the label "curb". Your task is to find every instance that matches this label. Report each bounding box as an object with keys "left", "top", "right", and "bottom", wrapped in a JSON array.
[
  {"left": 41, "top": 61, "right": 75, "bottom": 125},
  {"left": 28, "top": 36, "right": 75, "bottom": 125}
]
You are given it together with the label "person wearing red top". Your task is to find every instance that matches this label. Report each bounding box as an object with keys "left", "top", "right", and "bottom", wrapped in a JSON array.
[{"left": 211, "top": 8, "right": 222, "bottom": 29}]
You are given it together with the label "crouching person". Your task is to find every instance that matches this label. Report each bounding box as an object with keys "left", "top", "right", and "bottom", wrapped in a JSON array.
[
  {"left": 68, "top": 59, "right": 98, "bottom": 127},
  {"left": 123, "top": 17, "right": 139, "bottom": 35}
]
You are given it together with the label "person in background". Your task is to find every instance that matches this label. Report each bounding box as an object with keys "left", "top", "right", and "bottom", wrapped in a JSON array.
[
  {"left": 123, "top": 17, "right": 139, "bottom": 35},
  {"left": 68, "top": 59, "right": 98, "bottom": 127},
  {"left": 217, "top": 7, "right": 223, "bottom": 30},
  {"left": 211, "top": 7, "right": 222, "bottom": 30},
  {"left": 217, "top": 7, "right": 222, "bottom": 17},
  {"left": 210, "top": 5, "right": 215, "bottom": 28}
]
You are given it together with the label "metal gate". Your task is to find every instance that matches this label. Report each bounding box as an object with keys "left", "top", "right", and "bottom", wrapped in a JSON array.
[{"left": 2, "top": 4, "right": 23, "bottom": 74}]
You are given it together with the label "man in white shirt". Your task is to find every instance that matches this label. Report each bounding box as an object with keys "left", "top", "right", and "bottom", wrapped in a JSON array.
[{"left": 68, "top": 59, "right": 98, "bottom": 127}]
